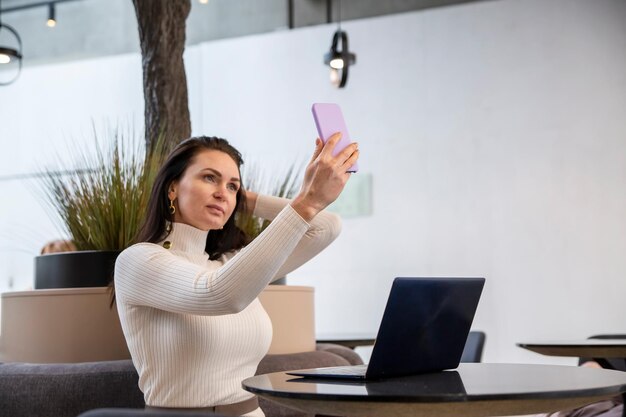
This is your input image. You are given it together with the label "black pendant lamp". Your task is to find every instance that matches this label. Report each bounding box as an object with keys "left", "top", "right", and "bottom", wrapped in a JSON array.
[
  {"left": 0, "top": 0, "right": 23, "bottom": 85},
  {"left": 324, "top": 0, "right": 356, "bottom": 88},
  {"left": 324, "top": 29, "right": 355, "bottom": 88}
]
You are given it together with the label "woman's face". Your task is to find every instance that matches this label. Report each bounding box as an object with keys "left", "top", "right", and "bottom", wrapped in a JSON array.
[{"left": 168, "top": 149, "right": 241, "bottom": 231}]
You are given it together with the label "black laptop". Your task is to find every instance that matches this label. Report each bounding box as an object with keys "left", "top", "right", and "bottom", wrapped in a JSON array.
[{"left": 287, "top": 277, "right": 485, "bottom": 380}]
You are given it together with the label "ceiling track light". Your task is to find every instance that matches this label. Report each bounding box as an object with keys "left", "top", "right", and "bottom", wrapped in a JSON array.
[
  {"left": 0, "top": 0, "right": 23, "bottom": 85},
  {"left": 323, "top": 0, "right": 356, "bottom": 88},
  {"left": 47, "top": 3, "right": 56, "bottom": 27},
  {"left": 1, "top": 0, "right": 81, "bottom": 28}
]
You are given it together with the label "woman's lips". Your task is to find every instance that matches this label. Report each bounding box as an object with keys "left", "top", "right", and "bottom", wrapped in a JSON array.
[{"left": 206, "top": 204, "right": 225, "bottom": 214}]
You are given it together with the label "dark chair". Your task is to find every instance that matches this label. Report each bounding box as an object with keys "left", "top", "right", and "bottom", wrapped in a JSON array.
[
  {"left": 0, "top": 344, "right": 362, "bottom": 417},
  {"left": 0, "top": 360, "right": 145, "bottom": 417},
  {"left": 579, "top": 334, "right": 626, "bottom": 371},
  {"left": 460, "top": 331, "right": 486, "bottom": 363}
]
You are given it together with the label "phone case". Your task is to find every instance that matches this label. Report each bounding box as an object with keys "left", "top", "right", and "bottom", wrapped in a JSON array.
[{"left": 311, "top": 103, "right": 359, "bottom": 173}]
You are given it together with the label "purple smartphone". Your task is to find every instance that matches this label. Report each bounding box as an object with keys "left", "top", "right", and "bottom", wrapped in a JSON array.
[{"left": 311, "top": 103, "right": 359, "bottom": 173}]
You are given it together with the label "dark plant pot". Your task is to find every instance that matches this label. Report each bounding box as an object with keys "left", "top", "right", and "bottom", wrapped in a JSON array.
[{"left": 34, "top": 250, "right": 121, "bottom": 289}]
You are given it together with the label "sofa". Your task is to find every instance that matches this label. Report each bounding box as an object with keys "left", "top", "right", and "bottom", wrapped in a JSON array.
[{"left": 0, "top": 343, "right": 363, "bottom": 417}]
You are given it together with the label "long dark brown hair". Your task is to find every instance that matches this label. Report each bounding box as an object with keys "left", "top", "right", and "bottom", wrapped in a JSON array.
[{"left": 137, "top": 136, "right": 250, "bottom": 259}]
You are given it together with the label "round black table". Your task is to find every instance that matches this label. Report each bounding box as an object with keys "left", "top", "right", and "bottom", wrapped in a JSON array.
[
  {"left": 316, "top": 333, "right": 376, "bottom": 349},
  {"left": 518, "top": 340, "right": 626, "bottom": 359},
  {"left": 243, "top": 363, "right": 626, "bottom": 417}
]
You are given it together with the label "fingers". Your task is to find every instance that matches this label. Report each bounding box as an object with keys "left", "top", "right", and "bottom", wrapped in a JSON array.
[
  {"left": 340, "top": 147, "right": 360, "bottom": 170},
  {"left": 318, "top": 132, "right": 343, "bottom": 158},
  {"left": 314, "top": 133, "right": 359, "bottom": 173},
  {"left": 336, "top": 142, "right": 359, "bottom": 164},
  {"left": 296, "top": 134, "right": 360, "bottom": 214},
  {"left": 318, "top": 133, "right": 358, "bottom": 165},
  {"left": 309, "top": 138, "right": 324, "bottom": 163}
]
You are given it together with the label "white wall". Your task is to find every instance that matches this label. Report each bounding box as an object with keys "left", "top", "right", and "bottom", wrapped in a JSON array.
[
  {"left": 0, "top": 53, "right": 144, "bottom": 293},
  {"left": 0, "top": 0, "right": 625, "bottom": 364}
]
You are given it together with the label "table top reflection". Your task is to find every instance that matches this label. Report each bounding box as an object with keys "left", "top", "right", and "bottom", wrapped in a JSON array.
[{"left": 244, "top": 363, "right": 626, "bottom": 417}]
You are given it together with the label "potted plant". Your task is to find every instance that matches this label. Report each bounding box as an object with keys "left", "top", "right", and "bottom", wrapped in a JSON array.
[
  {"left": 34, "top": 128, "right": 167, "bottom": 289},
  {"left": 35, "top": 135, "right": 301, "bottom": 289},
  {"left": 34, "top": 139, "right": 313, "bottom": 354}
]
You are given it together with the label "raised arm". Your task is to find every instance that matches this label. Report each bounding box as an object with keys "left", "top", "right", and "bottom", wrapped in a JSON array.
[
  {"left": 251, "top": 194, "right": 341, "bottom": 280},
  {"left": 244, "top": 132, "right": 358, "bottom": 280},
  {"left": 116, "top": 135, "right": 359, "bottom": 315},
  {"left": 115, "top": 204, "right": 310, "bottom": 316}
]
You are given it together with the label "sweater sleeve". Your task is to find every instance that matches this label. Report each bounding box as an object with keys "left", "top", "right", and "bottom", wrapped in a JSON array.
[
  {"left": 115, "top": 205, "right": 310, "bottom": 316},
  {"left": 252, "top": 194, "right": 342, "bottom": 281}
]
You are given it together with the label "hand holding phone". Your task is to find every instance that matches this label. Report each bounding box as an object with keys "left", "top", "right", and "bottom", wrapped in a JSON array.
[{"left": 311, "top": 103, "right": 359, "bottom": 173}]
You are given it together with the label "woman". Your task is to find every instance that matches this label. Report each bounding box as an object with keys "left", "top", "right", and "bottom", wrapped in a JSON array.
[{"left": 114, "top": 134, "right": 359, "bottom": 416}]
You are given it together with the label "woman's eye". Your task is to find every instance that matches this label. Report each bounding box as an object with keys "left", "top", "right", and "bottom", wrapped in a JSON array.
[
  {"left": 204, "top": 174, "right": 216, "bottom": 182},
  {"left": 227, "top": 183, "right": 239, "bottom": 192}
]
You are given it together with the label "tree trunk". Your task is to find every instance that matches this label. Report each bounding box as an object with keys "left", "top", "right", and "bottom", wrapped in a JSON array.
[{"left": 133, "top": 0, "right": 191, "bottom": 153}]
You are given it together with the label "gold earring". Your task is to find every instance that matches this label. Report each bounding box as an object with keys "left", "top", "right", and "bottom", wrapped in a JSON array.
[{"left": 169, "top": 199, "right": 176, "bottom": 215}]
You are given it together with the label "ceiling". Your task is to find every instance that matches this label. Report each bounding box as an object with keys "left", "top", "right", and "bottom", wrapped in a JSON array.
[{"left": 0, "top": 0, "right": 487, "bottom": 67}]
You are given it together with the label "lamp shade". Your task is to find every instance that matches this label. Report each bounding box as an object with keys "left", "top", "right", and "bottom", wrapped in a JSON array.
[
  {"left": 0, "top": 46, "right": 21, "bottom": 62},
  {"left": 0, "top": 22, "right": 23, "bottom": 85},
  {"left": 324, "top": 30, "right": 356, "bottom": 88}
]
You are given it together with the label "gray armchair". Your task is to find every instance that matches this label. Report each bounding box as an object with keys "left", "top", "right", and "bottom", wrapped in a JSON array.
[{"left": 0, "top": 343, "right": 363, "bottom": 417}]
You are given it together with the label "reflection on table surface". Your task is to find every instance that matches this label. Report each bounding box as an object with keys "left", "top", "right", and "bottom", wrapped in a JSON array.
[
  {"left": 245, "top": 363, "right": 626, "bottom": 401},
  {"left": 286, "top": 370, "right": 466, "bottom": 398}
]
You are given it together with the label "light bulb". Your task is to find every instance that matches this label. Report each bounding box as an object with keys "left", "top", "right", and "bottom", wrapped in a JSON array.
[
  {"left": 0, "top": 54, "right": 11, "bottom": 64},
  {"left": 330, "top": 58, "right": 344, "bottom": 69},
  {"left": 199, "top": 0, "right": 209, "bottom": 4},
  {"left": 329, "top": 68, "right": 340, "bottom": 87},
  {"left": 47, "top": 3, "right": 56, "bottom": 27}
]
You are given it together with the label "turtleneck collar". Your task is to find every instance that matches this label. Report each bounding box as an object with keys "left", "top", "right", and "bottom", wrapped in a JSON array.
[{"left": 158, "top": 222, "right": 209, "bottom": 255}]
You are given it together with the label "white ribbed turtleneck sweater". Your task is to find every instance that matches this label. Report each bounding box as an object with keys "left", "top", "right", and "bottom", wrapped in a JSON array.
[{"left": 114, "top": 195, "right": 341, "bottom": 415}]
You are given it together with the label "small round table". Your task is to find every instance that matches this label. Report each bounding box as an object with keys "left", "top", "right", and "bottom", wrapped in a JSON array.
[
  {"left": 316, "top": 333, "right": 376, "bottom": 349},
  {"left": 518, "top": 339, "right": 626, "bottom": 373},
  {"left": 243, "top": 363, "right": 626, "bottom": 417},
  {"left": 518, "top": 340, "right": 626, "bottom": 359}
]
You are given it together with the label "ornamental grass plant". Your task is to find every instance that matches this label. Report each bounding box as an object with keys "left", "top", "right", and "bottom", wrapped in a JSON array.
[
  {"left": 40, "top": 131, "right": 301, "bottom": 251},
  {"left": 38, "top": 128, "right": 168, "bottom": 251}
]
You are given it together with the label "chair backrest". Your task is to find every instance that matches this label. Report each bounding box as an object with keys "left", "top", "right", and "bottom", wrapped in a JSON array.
[
  {"left": 579, "top": 334, "right": 626, "bottom": 371},
  {"left": 461, "top": 331, "right": 486, "bottom": 363},
  {"left": 0, "top": 360, "right": 144, "bottom": 417}
]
